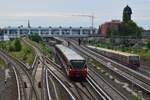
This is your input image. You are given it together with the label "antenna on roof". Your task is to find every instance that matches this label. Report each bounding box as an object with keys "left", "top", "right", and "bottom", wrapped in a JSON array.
[{"left": 28, "top": 20, "right": 31, "bottom": 28}]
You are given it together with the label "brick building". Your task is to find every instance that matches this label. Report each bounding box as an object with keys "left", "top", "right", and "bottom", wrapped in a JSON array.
[{"left": 100, "top": 20, "right": 121, "bottom": 37}]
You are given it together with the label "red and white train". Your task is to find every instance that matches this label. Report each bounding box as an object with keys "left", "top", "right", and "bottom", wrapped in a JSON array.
[
  {"left": 88, "top": 45, "right": 140, "bottom": 70},
  {"left": 55, "top": 44, "right": 88, "bottom": 79}
]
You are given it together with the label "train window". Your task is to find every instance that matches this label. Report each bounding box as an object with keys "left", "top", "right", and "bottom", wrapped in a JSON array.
[
  {"left": 70, "top": 60, "right": 86, "bottom": 69},
  {"left": 129, "top": 56, "right": 140, "bottom": 61},
  {"left": 67, "top": 63, "right": 72, "bottom": 68}
]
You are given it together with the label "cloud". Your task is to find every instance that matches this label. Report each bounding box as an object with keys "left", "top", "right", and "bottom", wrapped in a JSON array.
[{"left": 134, "top": 16, "right": 150, "bottom": 21}]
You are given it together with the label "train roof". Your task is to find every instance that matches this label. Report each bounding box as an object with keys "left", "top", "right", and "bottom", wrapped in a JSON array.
[
  {"left": 87, "top": 45, "right": 139, "bottom": 57},
  {"left": 56, "top": 44, "right": 85, "bottom": 61}
]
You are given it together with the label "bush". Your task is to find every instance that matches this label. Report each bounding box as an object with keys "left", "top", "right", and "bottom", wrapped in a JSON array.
[
  {"left": 119, "top": 21, "right": 142, "bottom": 38},
  {"left": 9, "top": 45, "right": 14, "bottom": 51},
  {"left": 29, "top": 33, "right": 42, "bottom": 43},
  {"left": 147, "top": 40, "right": 150, "bottom": 48},
  {"left": 0, "top": 38, "right": 22, "bottom": 52}
]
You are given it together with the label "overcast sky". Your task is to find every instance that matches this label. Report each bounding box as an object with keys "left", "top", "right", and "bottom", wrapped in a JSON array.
[{"left": 0, "top": 0, "right": 149, "bottom": 29}]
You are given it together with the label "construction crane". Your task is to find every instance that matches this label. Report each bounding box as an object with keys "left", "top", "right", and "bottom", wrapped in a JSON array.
[{"left": 71, "top": 13, "right": 95, "bottom": 34}]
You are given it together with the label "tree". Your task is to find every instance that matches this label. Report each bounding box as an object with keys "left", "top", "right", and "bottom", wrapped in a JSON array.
[
  {"left": 147, "top": 40, "right": 150, "bottom": 48},
  {"left": 107, "top": 27, "right": 119, "bottom": 37},
  {"left": 119, "top": 20, "right": 142, "bottom": 38},
  {"left": 14, "top": 38, "right": 22, "bottom": 51}
]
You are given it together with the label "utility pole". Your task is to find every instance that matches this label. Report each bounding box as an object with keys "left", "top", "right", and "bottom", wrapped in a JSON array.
[
  {"left": 91, "top": 13, "right": 94, "bottom": 34},
  {"left": 28, "top": 19, "right": 31, "bottom": 28}
]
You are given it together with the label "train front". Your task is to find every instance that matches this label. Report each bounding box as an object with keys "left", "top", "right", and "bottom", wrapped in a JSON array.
[
  {"left": 128, "top": 55, "right": 140, "bottom": 69},
  {"left": 68, "top": 60, "right": 88, "bottom": 79}
]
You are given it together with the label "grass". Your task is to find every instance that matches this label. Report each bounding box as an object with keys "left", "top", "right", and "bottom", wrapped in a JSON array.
[
  {"left": 134, "top": 95, "right": 138, "bottom": 100},
  {"left": 120, "top": 48, "right": 150, "bottom": 60},
  {"left": 39, "top": 41, "right": 52, "bottom": 57},
  {"left": 0, "top": 58, "right": 6, "bottom": 69},
  {"left": 95, "top": 42, "right": 150, "bottom": 60},
  {"left": 28, "top": 33, "right": 52, "bottom": 58},
  {"left": 27, "top": 37, "right": 52, "bottom": 58},
  {"left": 9, "top": 40, "right": 34, "bottom": 65}
]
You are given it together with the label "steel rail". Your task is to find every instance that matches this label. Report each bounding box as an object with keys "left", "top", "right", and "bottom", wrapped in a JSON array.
[
  {"left": 47, "top": 45, "right": 112, "bottom": 100},
  {"left": 22, "top": 38, "right": 37, "bottom": 69},
  {"left": 84, "top": 45, "right": 150, "bottom": 93},
  {"left": 46, "top": 69, "right": 52, "bottom": 100},
  {"left": 88, "top": 67, "right": 128, "bottom": 100},
  {"left": 47, "top": 67, "right": 76, "bottom": 100},
  {"left": 23, "top": 38, "right": 44, "bottom": 100},
  {"left": 12, "top": 66, "right": 21, "bottom": 100},
  {"left": 70, "top": 40, "right": 150, "bottom": 93},
  {"left": 0, "top": 51, "right": 27, "bottom": 100},
  {"left": 31, "top": 55, "right": 38, "bottom": 69},
  {"left": 87, "top": 76, "right": 111, "bottom": 100},
  {"left": 13, "top": 56, "right": 40, "bottom": 100},
  {"left": 86, "top": 45, "right": 150, "bottom": 82},
  {"left": 2, "top": 52, "right": 40, "bottom": 100}
]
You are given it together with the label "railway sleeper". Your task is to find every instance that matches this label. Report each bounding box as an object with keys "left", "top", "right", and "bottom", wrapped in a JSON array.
[
  {"left": 24, "top": 82, "right": 27, "bottom": 88},
  {"left": 38, "top": 81, "right": 41, "bottom": 88}
]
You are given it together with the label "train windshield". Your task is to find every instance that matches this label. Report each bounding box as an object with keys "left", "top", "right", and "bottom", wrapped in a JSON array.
[
  {"left": 129, "top": 56, "right": 140, "bottom": 61},
  {"left": 70, "top": 60, "right": 86, "bottom": 69}
]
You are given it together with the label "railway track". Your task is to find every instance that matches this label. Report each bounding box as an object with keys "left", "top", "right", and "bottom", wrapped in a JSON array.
[
  {"left": 73, "top": 82, "right": 94, "bottom": 100},
  {"left": 88, "top": 45, "right": 150, "bottom": 78},
  {"left": 138, "top": 66, "right": 150, "bottom": 77},
  {"left": 87, "top": 68, "right": 128, "bottom": 100},
  {"left": 29, "top": 56, "right": 40, "bottom": 100},
  {"left": 54, "top": 51, "right": 114, "bottom": 100},
  {"left": 86, "top": 45, "right": 150, "bottom": 90},
  {"left": 0, "top": 51, "right": 26, "bottom": 100},
  {"left": 40, "top": 64, "right": 48, "bottom": 100},
  {"left": 86, "top": 76, "right": 110, "bottom": 100},
  {"left": 23, "top": 38, "right": 59, "bottom": 100},
  {"left": 0, "top": 51, "right": 40, "bottom": 100},
  {"left": 26, "top": 37, "right": 130, "bottom": 99},
  {"left": 23, "top": 38, "right": 45, "bottom": 100},
  {"left": 46, "top": 39, "right": 128, "bottom": 100},
  {"left": 69, "top": 39, "right": 150, "bottom": 97},
  {"left": 12, "top": 65, "right": 28, "bottom": 100},
  {"left": 87, "top": 45, "right": 150, "bottom": 78},
  {"left": 45, "top": 59, "right": 76, "bottom": 100},
  {"left": 46, "top": 55, "right": 111, "bottom": 100},
  {"left": 45, "top": 69, "right": 51, "bottom": 100},
  {"left": 12, "top": 65, "right": 26, "bottom": 100},
  {"left": 14, "top": 57, "right": 40, "bottom": 100}
]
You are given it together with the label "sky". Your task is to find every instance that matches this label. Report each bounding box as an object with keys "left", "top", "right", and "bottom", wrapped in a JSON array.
[{"left": 0, "top": 0, "right": 149, "bottom": 29}]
